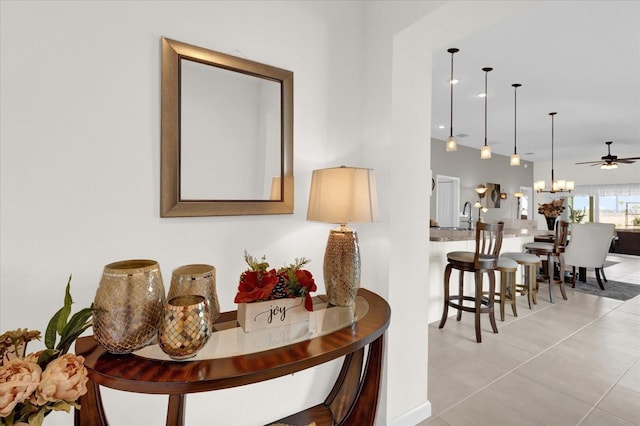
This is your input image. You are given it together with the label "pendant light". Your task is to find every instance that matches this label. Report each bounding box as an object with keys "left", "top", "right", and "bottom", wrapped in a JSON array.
[
  {"left": 510, "top": 83, "right": 521, "bottom": 166},
  {"left": 534, "top": 112, "right": 574, "bottom": 193},
  {"left": 480, "top": 67, "right": 493, "bottom": 159},
  {"left": 445, "top": 48, "right": 459, "bottom": 152}
]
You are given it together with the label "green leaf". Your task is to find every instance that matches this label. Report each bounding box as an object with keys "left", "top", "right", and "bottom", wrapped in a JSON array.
[
  {"left": 56, "top": 306, "right": 93, "bottom": 354},
  {"left": 28, "top": 406, "right": 47, "bottom": 426},
  {"left": 56, "top": 321, "right": 93, "bottom": 355},
  {"left": 48, "top": 400, "right": 75, "bottom": 413},
  {"left": 61, "top": 306, "right": 93, "bottom": 338},
  {"left": 45, "top": 308, "right": 63, "bottom": 349},
  {"left": 56, "top": 276, "right": 74, "bottom": 335}
]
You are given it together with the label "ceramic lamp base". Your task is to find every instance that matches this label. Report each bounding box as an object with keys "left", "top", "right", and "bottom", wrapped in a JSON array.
[{"left": 323, "top": 226, "right": 361, "bottom": 307}]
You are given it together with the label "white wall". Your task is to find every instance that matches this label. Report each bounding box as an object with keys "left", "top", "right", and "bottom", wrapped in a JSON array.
[{"left": 431, "top": 138, "right": 535, "bottom": 225}]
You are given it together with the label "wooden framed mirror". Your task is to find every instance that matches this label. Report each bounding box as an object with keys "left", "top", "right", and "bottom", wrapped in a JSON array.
[{"left": 160, "top": 37, "right": 293, "bottom": 217}]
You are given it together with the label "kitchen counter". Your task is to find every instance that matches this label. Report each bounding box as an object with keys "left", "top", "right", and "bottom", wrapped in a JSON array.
[
  {"left": 613, "top": 227, "right": 640, "bottom": 255},
  {"left": 430, "top": 227, "right": 535, "bottom": 242},
  {"left": 427, "top": 227, "right": 535, "bottom": 324}
]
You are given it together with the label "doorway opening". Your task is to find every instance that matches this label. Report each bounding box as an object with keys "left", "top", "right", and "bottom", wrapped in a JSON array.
[{"left": 436, "top": 175, "right": 460, "bottom": 227}]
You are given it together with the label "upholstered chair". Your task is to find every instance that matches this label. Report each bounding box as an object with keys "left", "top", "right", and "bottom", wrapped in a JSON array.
[{"left": 563, "top": 223, "right": 616, "bottom": 290}]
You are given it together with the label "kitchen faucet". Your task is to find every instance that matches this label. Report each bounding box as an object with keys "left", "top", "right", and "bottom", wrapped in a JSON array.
[{"left": 462, "top": 201, "right": 473, "bottom": 230}]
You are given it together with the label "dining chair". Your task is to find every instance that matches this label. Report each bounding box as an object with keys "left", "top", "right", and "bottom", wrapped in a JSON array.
[
  {"left": 439, "top": 221, "right": 504, "bottom": 343},
  {"left": 524, "top": 220, "right": 569, "bottom": 303},
  {"left": 563, "top": 223, "right": 616, "bottom": 290}
]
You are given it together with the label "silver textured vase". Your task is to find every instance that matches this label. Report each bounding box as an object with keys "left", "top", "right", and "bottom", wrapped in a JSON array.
[
  {"left": 167, "top": 264, "right": 220, "bottom": 331},
  {"left": 93, "top": 259, "right": 166, "bottom": 354}
]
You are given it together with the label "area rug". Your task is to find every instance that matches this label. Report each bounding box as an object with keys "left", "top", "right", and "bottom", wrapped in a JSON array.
[{"left": 571, "top": 277, "right": 640, "bottom": 301}]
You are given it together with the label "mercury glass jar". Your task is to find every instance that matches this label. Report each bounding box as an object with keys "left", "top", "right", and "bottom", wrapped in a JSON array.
[
  {"left": 93, "top": 259, "right": 166, "bottom": 354},
  {"left": 158, "top": 295, "right": 211, "bottom": 360}
]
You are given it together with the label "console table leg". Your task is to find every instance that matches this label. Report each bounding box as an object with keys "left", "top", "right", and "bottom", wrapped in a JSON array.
[
  {"left": 340, "top": 335, "right": 384, "bottom": 425},
  {"left": 322, "top": 335, "right": 385, "bottom": 425},
  {"left": 75, "top": 380, "right": 108, "bottom": 426},
  {"left": 167, "top": 394, "right": 186, "bottom": 426},
  {"left": 325, "top": 347, "right": 365, "bottom": 422}
]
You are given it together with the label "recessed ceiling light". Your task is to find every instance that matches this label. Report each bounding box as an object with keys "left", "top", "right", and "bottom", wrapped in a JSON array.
[
  {"left": 478, "top": 93, "right": 486, "bottom": 98},
  {"left": 438, "top": 125, "right": 445, "bottom": 129}
]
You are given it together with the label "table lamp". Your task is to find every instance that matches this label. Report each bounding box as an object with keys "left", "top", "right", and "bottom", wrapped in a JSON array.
[{"left": 307, "top": 166, "right": 378, "bottom": 306}]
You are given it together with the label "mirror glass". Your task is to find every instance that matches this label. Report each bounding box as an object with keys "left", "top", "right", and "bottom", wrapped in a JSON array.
[
  {"left": 161, "top": 37, "right": 293, "bottom": 217},
  {"left": 180, "top": 59, "right": 281, "bottom": 200}
]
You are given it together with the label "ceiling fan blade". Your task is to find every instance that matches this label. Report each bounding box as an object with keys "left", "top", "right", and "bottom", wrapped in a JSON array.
[
  {"left": 618, "top": 157, "right": 640, "bottom": 161},
  {"left": 617, "top": 159, "right": 637, "bottom": 164},
  {"left": 575, "top": 160, "right": 603, "bottom": 165}
]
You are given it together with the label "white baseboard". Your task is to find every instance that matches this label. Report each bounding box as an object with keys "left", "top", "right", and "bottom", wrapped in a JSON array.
[{"left": 387, "top": 400, "right": 431, "bottom": 426}]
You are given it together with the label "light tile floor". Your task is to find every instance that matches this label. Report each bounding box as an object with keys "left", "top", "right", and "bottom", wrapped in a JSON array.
[{"left": 422, "top": 254, "right": 640, "bottom": 426}]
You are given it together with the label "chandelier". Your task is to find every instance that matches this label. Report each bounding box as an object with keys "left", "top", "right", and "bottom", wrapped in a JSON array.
[{"left": 534, "top": 112, "right": 574, "bottom": 193}]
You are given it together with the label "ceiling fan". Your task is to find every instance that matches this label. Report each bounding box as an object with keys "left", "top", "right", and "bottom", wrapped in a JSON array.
[{"left": 575, "top": 141, "right": 640, "bottom": 169}]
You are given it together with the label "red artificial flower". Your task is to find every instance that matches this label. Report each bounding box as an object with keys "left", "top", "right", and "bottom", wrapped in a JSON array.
[
  {"left": 234, "top": 252, "right": 318, "bottom": 311},
  {"left": 233, "top": 269, "right": 279, "bottom": 303},
  {"left": 294, "top": 269, "right": 317, "bottom": 311}
]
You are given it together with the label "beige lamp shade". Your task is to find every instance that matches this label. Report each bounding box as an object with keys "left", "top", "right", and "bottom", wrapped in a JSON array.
[{"left": 307, "top": 167, "right": 379, "bottom": 225}]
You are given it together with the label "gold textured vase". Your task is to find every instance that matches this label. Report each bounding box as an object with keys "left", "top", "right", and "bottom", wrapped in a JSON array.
[
  {"left": 159, "top": 295, "right": 211, "bottom": 360},
  {"left": 93, "top": 259, "right": 166, "bottom": 354},
  {"left": 167, "top": 264, "right": 220, "bottom": 330}
]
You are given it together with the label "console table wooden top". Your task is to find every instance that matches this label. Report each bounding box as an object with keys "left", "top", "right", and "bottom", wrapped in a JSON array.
[{"left": 74, "top": 288, "right": 390, "bottom": 426}]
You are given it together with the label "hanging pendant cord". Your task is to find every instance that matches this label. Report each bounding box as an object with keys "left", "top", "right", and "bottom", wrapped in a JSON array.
[
  {"left": 447, "top": 48, "right": 459, "bottom": 138},
  {"left": 550, "top": 112, "right": 557, "bottom": 188},
  {"left": 482, "top": 68, "right": 492, "bottom": 146},
  {"left": 514, "top": 85, "right": 518, "bottom": 154},
  {"left": 450, "top": 53, "right": 454, "bottom": 138},
  {"left": 484, "top": 72, "right": 487, "bottom": 145}
]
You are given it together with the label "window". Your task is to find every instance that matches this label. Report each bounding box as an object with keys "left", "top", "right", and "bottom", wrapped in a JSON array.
[{"left": 569, "top": 185, "right": 640, "bottom": 227}]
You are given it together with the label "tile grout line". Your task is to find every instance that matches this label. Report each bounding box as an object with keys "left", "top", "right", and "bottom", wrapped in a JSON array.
[
  {"left": 576, "top": 356, "right": 640, "bottom": 425},
  {"left": 431, "top": 295, "right": 623, "bottom": 421}
]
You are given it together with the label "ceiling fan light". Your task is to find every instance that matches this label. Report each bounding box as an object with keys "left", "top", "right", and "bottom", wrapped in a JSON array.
[
  {"left": 445, "top": 135, "right": 458, "bottom": 151},
  {"left": 510, "top": 153, "right": 521, "bottom": 166},
  {"left": 480, "top": 144, "right": 491, "bottom": 159}
]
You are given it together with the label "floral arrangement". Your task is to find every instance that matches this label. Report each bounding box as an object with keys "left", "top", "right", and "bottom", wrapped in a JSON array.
[
  {"left": 0, "top": 277, "right": 93, "bottom": 426},
  {"left": 537, "top": 198, "right": 566, "bottom": 218},
  {"left": 234, "top": 251, "right": 317, "bottom": 311}
]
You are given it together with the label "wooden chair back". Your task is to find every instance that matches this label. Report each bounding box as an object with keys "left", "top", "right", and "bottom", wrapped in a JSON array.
[
  {"left": 473, "top": 221, "right": 504, "bottom": 270},
  {"left": 555, "top": 220, "right": 569, "bottom": 253}
]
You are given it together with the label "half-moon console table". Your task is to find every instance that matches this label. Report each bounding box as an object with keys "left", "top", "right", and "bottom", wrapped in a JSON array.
[{"left": 74, "top": 288, "right": 390, "bottom": 426}]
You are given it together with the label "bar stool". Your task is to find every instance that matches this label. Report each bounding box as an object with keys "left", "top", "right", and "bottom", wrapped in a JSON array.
[
  {"left": 495, "top": 256, "right": 518, "bottom": 321},
  {"left": 502, "top": 252, "right": 540, "bottom": 309},
  {"left": 524, "top": 220, "right": 568, "bottom": 303},
  {"left": 439, "top": 221, "right": 504, "bottom": 343}
]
